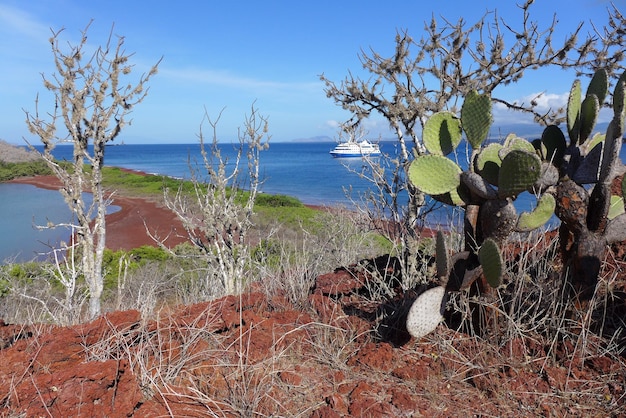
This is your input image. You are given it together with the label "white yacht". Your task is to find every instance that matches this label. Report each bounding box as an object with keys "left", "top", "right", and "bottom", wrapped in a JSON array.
[{"left": 329, "top": 140, "right": 381, "bottom": 158}]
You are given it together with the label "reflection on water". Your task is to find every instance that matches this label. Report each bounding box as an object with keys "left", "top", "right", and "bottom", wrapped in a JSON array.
[{"left": 0, "top": 183, "right": 119, "bottom": 263}]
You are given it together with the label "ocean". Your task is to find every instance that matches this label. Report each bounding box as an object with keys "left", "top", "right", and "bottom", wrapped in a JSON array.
[
  {"left": 0, "top": 141, "right": 397, "bottom": 262},
  {"left": 2, "top": 140, "right": 625, "bottom": 262},
  {"left": 32, "top": 141, "right": 390, "bottom": 205}
]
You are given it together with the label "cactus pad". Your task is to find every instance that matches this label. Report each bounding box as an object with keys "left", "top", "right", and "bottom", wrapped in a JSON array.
[
  {"left": 423, "top": 111, "right": 463, "bottom": 155},
  {"left": 582, "top": 132, "right": 605, "bottom": 156},
  {"left": 435, "top": 230, "right": 449, "bottom": 278},
  {"left": 535, "top": 162, "right": 559, "bottom": 190},
  {"left": 432, "top": 183, "right": 471, "bottom": 207},
  {"left": 406, "top": 286, "right": 446, "bottom": 339},
  {"left": 608, "top": 195, "right": 625, "bottom": 220},
  {"left": 480, "top": 199, "right": 518, "bottom": 242},
  {"left": 567, "top": 79, "right": 582, "bottom": 144},
  {"left": 517, "top": 193, "right": 556, "bottom": 231},
  {"left": 541, "top": 125, "right": 566, "bottom": 166},
  {"left": 599, "top": 118, "right": 623, "bottom": 183},
  {"left": 579, "top": 95, "right": 599, "bottom": 144},
  {"left": 479, "top": 238, "right": 503, "bottom": 288},
  {"left": 461, "top": 90, "right": 493, "bottom": 149},
  {"left": 408, "top": 155, "right": 462, "bottom": 195},
  {"left": 573, "top": 142, "right": 603, "bottom": 184},
  {"left": 475, "top": 142, "right": 502, "bottom": 186},
  {"left": 498, "top": 150, "right": 542, "bottom": 198},
  {"left": 586, "top": 68, "right": 609, "bottom": 106},
  {"left": 613, "top": 72, "right": 626, "bottom": 126},
  {"left": 461, "top": 171, "right": 498, "bottom": 200},
  {"left": 503, "top": 135, "right": 536, "bottom": 154}
]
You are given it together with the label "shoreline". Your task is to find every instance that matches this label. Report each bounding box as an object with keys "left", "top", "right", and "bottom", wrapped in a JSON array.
[
  {"left": 7, "top": 173, "right": 189, "bottom": 251},
  {"left": 6, "top": 168, "right": 437, "bottom": 254}
]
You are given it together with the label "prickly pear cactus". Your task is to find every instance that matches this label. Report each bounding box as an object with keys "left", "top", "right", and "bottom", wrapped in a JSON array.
[
  {"left": 567, "top": 79, "right": 582, "bottom": 144},
  {"left": 461, "top": 90, "right": 493, "bottom": 149},
  {"left": 498, "top": 150, "right": 542, "bottom": 198},
  {"left": 517, "top": 193, "right": 556, "bottom": 231},
  {"left": 479, "top": 238, "right": 503, "bottom": 288},
  {"left": 587, "top": 68, "right": 609, "bottom": 106},
  {"left": 435, "top": 230, "right": 449, "bottom": 278},
  {"left": 475, "top": 142, "right": 502, "bottom": 186},
  {"left": 406, "top": 68, "right": 626, "bottom": 339},
  {"left": 542, "top": 68, "right": 626, "bottom": 299},
  {"left": 408, "top": 88, "right": 557, "bottom": 295},
  {"left": 406, "top": 286, "right": 446, "bottom": 339},
  {"left": 540, "top": 125, "right": 566, "bottom": 166},
  {"left": 423, "top": 112, "right": 462, "bottom": 155},
  {"left": 408, "top": 154, "right": 461, "bottom": 195}
]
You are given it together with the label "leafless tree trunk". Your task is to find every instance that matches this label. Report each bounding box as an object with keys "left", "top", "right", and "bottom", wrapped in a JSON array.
[
  {"left": 25, "top": 23, "right": 160, "bottom": 319},
  {"left": 162, "top": 105, "right": 270, "bottom": 297}
]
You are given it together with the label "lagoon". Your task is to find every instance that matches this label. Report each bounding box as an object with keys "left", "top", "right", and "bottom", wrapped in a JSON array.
[
  {"left": 0, "top": 183, "right": 79, "bottom": 262},
  {"left": 2, "top": 140, "right": 625, "bottom": 262},
  {"left": 1, "top": 142, "right": 383, "bottom": 262}
]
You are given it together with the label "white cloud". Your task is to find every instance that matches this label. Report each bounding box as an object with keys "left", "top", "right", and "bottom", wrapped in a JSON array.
[
  {"left": 515, "top": 92, "right": 569, "bottom": 112},
  {"left": 160, "top": 66, "right": 319, "bottom": 94},
  {"left": 0, "top": 5, "right": 49, "bottom": 43},
  {"left": 325, "top": 120, "right": 341, "bottom": 129},
  {"left": 323, "top": 117, "right": 393, "bottom": 139},
  {"left": 491, "top": 91, "right": 567, "bottom": 126}
]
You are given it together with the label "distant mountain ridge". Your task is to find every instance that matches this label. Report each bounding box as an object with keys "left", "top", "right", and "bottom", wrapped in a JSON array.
[{"left": 289, "top": 122, "right": 614, "bottom": 144}]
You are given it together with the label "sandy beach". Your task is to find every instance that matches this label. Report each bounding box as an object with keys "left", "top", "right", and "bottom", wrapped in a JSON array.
[{"left": 7, "top": 174, "right": 189, "bottom": 251}]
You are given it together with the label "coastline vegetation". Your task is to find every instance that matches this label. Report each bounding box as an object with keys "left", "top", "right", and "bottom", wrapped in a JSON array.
[
  {"left": 0, "top": 160, "right": 51, "bottom": 181},
  {"left": 2, "top": 5, "right": 626, "bottom": 415},
  {"left": 0, "top": 157, "right": 388, "bottom": 321}
]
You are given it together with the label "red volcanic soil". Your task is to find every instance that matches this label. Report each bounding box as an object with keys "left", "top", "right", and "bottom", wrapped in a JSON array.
[
  {"left": 0, "top": 260, "right": 625, "bottom": 416},
  {"left": 8, "top": 173, "right": 188, "bottom": 251},
  {"left": 1, "top": 174, "right": 625, "bottom": 416}
]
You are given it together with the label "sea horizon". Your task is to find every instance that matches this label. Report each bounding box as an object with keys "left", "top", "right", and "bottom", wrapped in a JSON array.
[
  {"left": 2, "top": 135, "right": 624, "bottom": 262},
  {"left": 1, "top": 141, "right": 393, "bottom": 262}
]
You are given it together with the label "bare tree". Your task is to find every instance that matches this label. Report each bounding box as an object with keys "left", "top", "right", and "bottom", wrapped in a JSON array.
[
  {"left": 321, "top": 2, "right": 626, "bottom": 280},
  {"left": 25, "top": 23, "right": 160, "bottom": 319},
  {"left": 161, "top": 106, "right": 270, "bottom": 297}
]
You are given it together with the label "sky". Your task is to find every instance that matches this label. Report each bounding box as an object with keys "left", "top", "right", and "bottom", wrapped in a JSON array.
[{"left": 0, "top": 0, "right": 623, "bottom": 144}]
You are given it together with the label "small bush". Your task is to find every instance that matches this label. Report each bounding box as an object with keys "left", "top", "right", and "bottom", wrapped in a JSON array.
[
  {"left": 255, "top": 193, "right": 303, "bottom": 208},
  {"left": 0, "top": 161, "right": 52, "bottom": 181}
]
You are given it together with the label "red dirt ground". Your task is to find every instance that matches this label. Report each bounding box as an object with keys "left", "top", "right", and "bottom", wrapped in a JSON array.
[
  {"left": 1, "top": 174, "right": 625, "bottom": 416},
  {"left": 1, "top": 262, "right": 625, "bottom": 416}
]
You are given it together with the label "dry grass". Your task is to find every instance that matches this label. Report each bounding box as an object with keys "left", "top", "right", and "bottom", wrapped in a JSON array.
[{"left": 2, "top": 195, "right": 626, "bottom": 416}]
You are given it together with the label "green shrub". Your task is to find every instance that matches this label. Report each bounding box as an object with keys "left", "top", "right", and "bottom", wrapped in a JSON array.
[
  {"left": 0, "top": 161, "right": 52, "bottom": 181},
  {"left": 102, "top": 246, "right": 172, "bottom": 290},
  {"left": 255, "top": 193, "right": 303, "bottom": 208}
]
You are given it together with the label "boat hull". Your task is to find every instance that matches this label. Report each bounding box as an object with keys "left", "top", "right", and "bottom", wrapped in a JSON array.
[
  {"left": 329, "top": 140, "right": 381, "bottom": 158},
  {"left": 329, "top": 151, "right": 381, "bottom": 158}
]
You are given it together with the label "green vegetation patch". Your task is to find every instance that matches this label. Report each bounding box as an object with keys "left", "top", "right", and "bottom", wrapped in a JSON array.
[
  {"left": 101, "top": 167, "right": 188, "bottom": 195},
  {"left": 0, "top": 161, "right": 52, "bottom": 181}
]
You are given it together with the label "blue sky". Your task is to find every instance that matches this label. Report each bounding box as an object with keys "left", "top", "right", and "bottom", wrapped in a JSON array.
[{"left": 0, "top": 0, "right": 622, "bottom": 144}]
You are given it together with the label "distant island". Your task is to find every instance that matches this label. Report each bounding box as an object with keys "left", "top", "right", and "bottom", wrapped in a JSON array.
[{"left": 288, "top": 122, "right": 614, "bottom": 144}]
